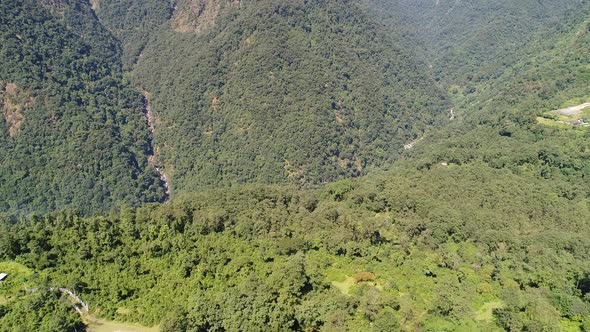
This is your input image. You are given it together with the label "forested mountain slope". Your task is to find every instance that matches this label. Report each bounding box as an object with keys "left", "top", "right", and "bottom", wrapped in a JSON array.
[
  {"left": 129, "top": 0, "right": 450, "bottom": 191},
  {"left": 373, "top": 0, "right": 587, "bottom": 88},
  {"left": 89, "top": 0, "right": 172, "bottom": 67},
  {"left": 2, "top": 0, "right": 590, "bottom": 331},
  {"left": 401, "top": 0, "right": 590, "bottom": 178},
  {"left": 0, "top": 0, "right": 167, "bottom": 214},
  {"left": 363, "top": 0, "right": 590, "bottom": 185}
]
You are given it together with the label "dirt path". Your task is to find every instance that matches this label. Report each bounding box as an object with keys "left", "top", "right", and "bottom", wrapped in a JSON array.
[
  {"left": 142, "top": 91, "right": 171, "bottom": 198},
  {"left": 554, "top": 102, "right": 590, "bottom": 115},
  {"left": 28, "top": 286, "right": 156, "bottom": 332},
  {"left": 86, "top": 317, "right": 158, "bottom": 332},
  {"left": 27, "top": 287, "right": 89, "bottom": 315}
]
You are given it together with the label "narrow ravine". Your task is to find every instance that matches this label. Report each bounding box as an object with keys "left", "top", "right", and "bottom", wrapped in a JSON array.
[{"left": 142, "top": 91, "right": 171, "bottom": 199}]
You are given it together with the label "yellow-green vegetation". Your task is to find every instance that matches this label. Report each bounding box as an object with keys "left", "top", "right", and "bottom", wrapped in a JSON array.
[
  {"left": 536, "top": 116, "right": 570, "bottom": 128},
  {"left": 0, "top": 261, "right": 33, "bottom": 278},
  {"left": 0, "top": 261, "right": 34, "bottom": 304},
  {"left": 552, "top": 107, "right": 590, "bottom": 122},
  {"left": 331, "top": 276, "right": 356, "bottom": 296},
  {"left": 86, "top": 318, "right": 158, "bottom": 332},
  {"left": 561, "top": 319, "right": 584, "bottom": 332},
  {"left": 535, "top": 116, "right": 588, "bottom": 129},
  {"left": 475, "top": 300, "right": 505, "bottom": 321},
  {"left": 3, "top": 159, "right": 590, "bottom": 331},
  {"left": 562, "top": 97, "right": 590, "bottom": 108},
  {"left": 536, "top": 100, "right": 590, "bottom": 128},
  {"left": 0, "top": 261, "right": 85, "bottom": 330},
  {"left": 332, "top": 273, "right": 382, "bottom": 296},
  {"left": 116, "top": 307, "right": 132, "bottom": 315}
]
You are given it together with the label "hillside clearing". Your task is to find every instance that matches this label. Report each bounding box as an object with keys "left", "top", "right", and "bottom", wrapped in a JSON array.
[
  {"left": 85, "top": 317, "right": 158, "bottom": 332},
  {"left": 553, "top": 102, "right": 590, "bottom": 115},
  {"left": 475, "top": 300, "right": 505, "bottom": 321}
]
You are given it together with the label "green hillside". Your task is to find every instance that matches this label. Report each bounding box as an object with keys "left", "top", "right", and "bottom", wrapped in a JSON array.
[
  {"left": 131, "top": 0, "right": 450, "bottom": 191},
  {"left": 2, "top": 0, "right": 590, "bottom": 331},
  {"left": 2, "top": 160, "right": 590, "bottom": 330},
  {"left": 0, "top": 0, "right": 166, "bottom": 214},
  {"left": 375, "top": 0, "right": 587, "bottom": 86},
  {"left": 403, "top": 1, "right": 590, "bottom": 185},
  {"left": 89, "top": 0, "right": 172, "bottom": 67}
]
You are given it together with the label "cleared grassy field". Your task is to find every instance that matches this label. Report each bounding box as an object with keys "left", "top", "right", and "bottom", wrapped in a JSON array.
[
  {"left": 0, "top": 261, "right": 34, "bottom": 302},
  {"left": 475, "top": 300, "right": 504, "bottom": 321},
  {"left": 85, "top": 318, "right": 159, "bottom": 332},
  {"left": 537, "top": 101, "right": 590, "bottom": 128}
]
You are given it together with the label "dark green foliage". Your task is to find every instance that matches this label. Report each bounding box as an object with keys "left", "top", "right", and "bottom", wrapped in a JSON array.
[
  {"left": 133, "top": 0, "right": 450, "bottom": 189},
  {"left": 91, "top": 0, "right": 173, "bottom": 66},
  {"left": 0, "top": 290, "right": 84, "bottom": 332},
  {"left": 0, "top": 0, "right": 166, "bottom": 214}
]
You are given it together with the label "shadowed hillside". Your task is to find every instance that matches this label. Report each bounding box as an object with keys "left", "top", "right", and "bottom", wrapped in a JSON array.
[{"left": 0, "top": 0, "right": 166, "bottom": 214}]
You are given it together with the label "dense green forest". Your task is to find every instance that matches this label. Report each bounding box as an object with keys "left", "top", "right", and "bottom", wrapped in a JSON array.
[
  {"left": 2, "top": 0, "right": 590, "bottom": 331},
  {"left": 90, "top": 0, "right": 172, "bottom": 67},
  {"left": 0, "top": 0, "right": 166, "bottom": 214},
  {"left": 2, "top": 160, "right": 590, "bottom": 331},
  {"left": 372, "top": 0, "right": 588, "bottom": 88},
  {"left": 131, "top": 0, "right": 450, "bottom": 190}
]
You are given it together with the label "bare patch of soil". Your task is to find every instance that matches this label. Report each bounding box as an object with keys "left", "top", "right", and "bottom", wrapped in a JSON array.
[
  {"left": 1, "top": 83, "right": 32, "bottom": 137},
  {"left": 553, "top": 102, "right": 590, "bottom": 115}
]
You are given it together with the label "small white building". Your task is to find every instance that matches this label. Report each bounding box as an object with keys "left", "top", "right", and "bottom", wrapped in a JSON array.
[{"left": 0, "top": 273, "right": 7, "bottom": 281}]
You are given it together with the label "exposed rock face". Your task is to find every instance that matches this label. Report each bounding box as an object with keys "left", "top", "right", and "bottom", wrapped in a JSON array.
[
  {"left": 1, "top": 82, "right": 31, "bottom": 137},
  {"left": 171, "top": 0, "right": 240, "bottom": 33},
  {"left": 89, "top": 0, "right": 99, "bottom": 11}
]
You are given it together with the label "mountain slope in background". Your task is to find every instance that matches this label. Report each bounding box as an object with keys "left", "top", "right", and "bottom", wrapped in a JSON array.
[
  {"left": 403, "top": 0, "right": 590, "bottom": 179},
  {"left": 370, "top": 0, "right": 590, "bottom": 185},
  {"left": 90, "top": 0, "right": 172, "bottom": 67},
  {"left": 376, "top": 0, "right": 587, "bottom": 86},
  {"left": 130, "top": 0, "right": 450, "bottom": 191},
  {"left": 0, "top": 0, "right": 166, "bottom": 214}
]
